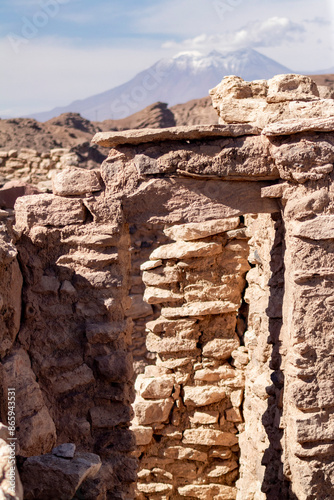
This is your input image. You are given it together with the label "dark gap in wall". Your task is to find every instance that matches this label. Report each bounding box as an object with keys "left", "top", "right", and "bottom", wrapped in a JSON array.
[{"left": 261, "top": 212, "right": 292, "bottom": 499}]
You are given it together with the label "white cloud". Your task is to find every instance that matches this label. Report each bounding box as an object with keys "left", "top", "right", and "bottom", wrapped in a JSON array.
[{"left": 162, "top": 17, "right": 305, "bottom": 52}]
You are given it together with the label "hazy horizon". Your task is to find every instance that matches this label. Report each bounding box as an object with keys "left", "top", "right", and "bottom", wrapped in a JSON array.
[{"left": 1, "top": 0, "right": 334, "bottom": 117}]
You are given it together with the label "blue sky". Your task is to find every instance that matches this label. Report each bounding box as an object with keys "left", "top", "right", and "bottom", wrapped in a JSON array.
[{"left": 1, "top": 0, "right": 334, "bottom": 117}]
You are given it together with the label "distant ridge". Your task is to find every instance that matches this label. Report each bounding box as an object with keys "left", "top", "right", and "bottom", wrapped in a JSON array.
[{"left": 29, "top": 49, "right": 291, "bottom": 122}]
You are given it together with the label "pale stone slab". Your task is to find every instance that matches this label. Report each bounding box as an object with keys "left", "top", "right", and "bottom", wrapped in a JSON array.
[
  {"left": 143, "top": 286, "right": 183, "bottom": 304},
  {"left": 53, "top": 167, "right": 101, "bottom": 196},
  {"left": 293, "top": 216, "right": 334, "bottom": 240},
  {"left": 142, "top": 266, "right": 180, "bottom": 287},
  {"left": 190, "top": 411, "right": 219, "bottom": 425},
  {"left": 178, "top": 484, "right": 237, "bottom": 499},
  {"left": 92, "top": 124, "right": 260, "bottom": 147},
  {"left": 164, "top": 218, "right": 240, "bottom": 241},
  {"left": 140, "top": 259, "right": 162, "bottom": 271},
  {"left": 52, "top": 443, "right": 76, "bottom": 459},
  {"left": 162, "top": 300, "right": 239, "bottom": 318},
  {"left": 183, "top": 428, "right": 239, "bottom": 447},
  {"left": 149, "top": 241, "right": 222, "bottom": 260},
  {"left": 262, "top": 116, "right": 334, "bottom": 136},
  {"left": 183, "top": 386, "right": 226, "bottom": 407}
]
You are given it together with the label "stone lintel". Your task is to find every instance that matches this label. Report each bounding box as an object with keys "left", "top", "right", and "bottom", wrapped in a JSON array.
[{"left": 92, "top": 124, "right": 261, "bottom": 147}]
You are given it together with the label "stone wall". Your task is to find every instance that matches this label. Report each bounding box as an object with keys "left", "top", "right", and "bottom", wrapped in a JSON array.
[
  {"left": 132, "top": 217, "right": 250, "bottom": 499},
  {"left": 0, "top": 148, "right": 94, "bottom": 192},
  {"left": 1, "top": 73, "right": 334, "bottom": 500}
]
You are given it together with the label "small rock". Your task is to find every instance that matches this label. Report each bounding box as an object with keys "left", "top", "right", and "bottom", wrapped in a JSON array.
[
  {"left": 52, "top": 443, "right": 76, "bottom": 459},
  {"left": 164, "top": 218, "right": 240, "bottom": 241}
]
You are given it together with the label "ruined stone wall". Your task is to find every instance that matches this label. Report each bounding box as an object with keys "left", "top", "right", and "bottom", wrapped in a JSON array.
[
  {"left": 132, "top": 217, "right": 250, "bottom": 499},
  {"left": 1, "top": 73, "right": 334, "bottom": 500},
  {"left": 0, "top": 148, "right": 84, "bottom": 191}
]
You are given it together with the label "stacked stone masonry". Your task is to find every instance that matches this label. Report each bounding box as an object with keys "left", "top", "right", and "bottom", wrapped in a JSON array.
[{"left": 0, "top": 74, "right": 334, "bottom": 499}]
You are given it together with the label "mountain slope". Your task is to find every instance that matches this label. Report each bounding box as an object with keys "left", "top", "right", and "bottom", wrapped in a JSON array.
[{"left": 30, "top": 49, "right": 291, "bottom": 122}]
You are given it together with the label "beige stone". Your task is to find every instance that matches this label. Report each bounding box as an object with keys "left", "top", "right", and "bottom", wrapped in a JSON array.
[
  {"left": 262, "top": 116, "right": 334, "bottom": 136},
  {"left": 190, "top": 411, "right": 219, "bottom": 424},
  {"left": 266, "top": 74, "right": 319, "bottom": 103},
  {"left": 183, "top": 428, "right": 238, "bottom": 447},
  {"left": 194, "top": 365, "right": 236, "bottom": 382},
  {"left": 230, "top": 390, "right": 244, "bottom": 408},
  {"left": 149, "top": 241, "right": 222, "bottom": 260},
  {"left": 207, "top": 460, "right": 239, "bottom": 477},
  {"left": 202, "top": 338, "right": 240, "bottom": 360},
  {"left": 142, "top": 267, "right": 180, "bottom": 287},
  {"left": 146, "top": 332, "right": 198, "bottom": 354},
  {"left": 136, "top": 374, "right": 175, "bottom": 399},
  {"left": 143, "top": 286, "right": 183, "bottom": 304},
  {"left": 134, "top": 397, "right": 174, "bottom": 425},
  {"left": 178, "top": 484, "right": 237, "bottom": 499},
  {"left": 50, "top": 364, "right": 95, "bottom": 394},
  {"left": 137, "top": 483, "right": 173, "bottom": 494},
  {"left": 125, "top": 294, "right": 153, "bottom": 318},
  {"left": 164, "top": 218, "right": 240, "bottom": 241},
  {"left": 92, "top": 124, "right": 260, "bottom": 147},
  {"left": 131, "top": 425, "right": 153, "bottom": 446},
  {"left": 140, "top": 259, "right": 163, "bottom": 271},
  {"left": 183, "top": 386, "right": 226, "bottom": 407},
  {"left": 184, "top": 283, "right": 240, "bottom": 303},
  {"left": 53, "top": 167, "right": 101, "bottom": 196},
  {"left": 162, "top": 300, "right": 239, "bottom": 318},
  {"left": 21, "top": 452, "right": 101, "bottom": 500},
  {"left": 292, "top": 216, "right": 334, "bottom": 240},
  {"left": 1, "top": 349, "right": 56, "bottom": 457}
]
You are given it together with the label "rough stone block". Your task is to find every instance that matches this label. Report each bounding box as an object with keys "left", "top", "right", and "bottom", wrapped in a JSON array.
[
  {"left": 146, "top": 332, "right": 198, "bottom": 354},
  {"left": 143, "top": 286, "right": 183, "bottom": 304},
  {"left": 134, "top": 397, "right": 174, "bottom": 425},
  {"left": 14, "top": 194, "right": 85, "bottom": 230},
  {"left": 162, "top": 300, "right": 239, "bottom": 318},
  {"left": 21, "top": 452, "right": 101, "bottom": 500},
  {"left": 178, "top": 484, "right": 237, "bottom": 499},
  {"left": 202, "top": 337, "right": 240, "bottom": 360},
  {"left": 130, "top": 425, "right": 153, "bottom": 446},
  {"left": 183, "top": 386, "right": 227, "bottom": 407},
  {"left": 149, "top": 241, "right": 223, "bottom": 260},
  {"left": 183, "top": 428, "right": 238, "bottom": 447},
  {"left": 163, "top": 446, "right": 207, "bottom": 462},
  {"left": 96, "top": 352, "right": 133, "bottom": 383},
  {"left": 90, "top": 404, "right": 132, "bottom": 428},
  {"left": 53, "top": 167, "right": 102, "bottom": 196},
  {"left": 123, "top": 178, "right": 279, "bottom": 225}
]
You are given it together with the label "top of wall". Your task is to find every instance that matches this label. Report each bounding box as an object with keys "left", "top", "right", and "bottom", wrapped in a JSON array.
[{"left": 92, "top": 74, "right": 334, "bottom": 148}]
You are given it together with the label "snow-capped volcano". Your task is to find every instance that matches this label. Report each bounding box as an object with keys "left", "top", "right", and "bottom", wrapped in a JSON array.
[{"left": 30, "top": 49, "right": 291, "bottom": 122}]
